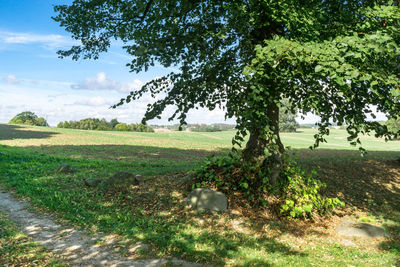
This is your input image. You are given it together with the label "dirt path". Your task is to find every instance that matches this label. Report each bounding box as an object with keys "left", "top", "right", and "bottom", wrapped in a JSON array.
[{"left": 0, "top": 189, "right": 203, "bottom": 267}]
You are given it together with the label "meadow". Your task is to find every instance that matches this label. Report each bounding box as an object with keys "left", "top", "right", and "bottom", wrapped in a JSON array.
[{"left": 0, "top": 123, "right": 399, "bottom": 266}]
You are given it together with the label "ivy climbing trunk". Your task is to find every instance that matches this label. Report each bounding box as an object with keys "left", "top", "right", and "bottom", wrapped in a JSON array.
[{"left": 242, "top": 102, "right": 285, "bottom": 185}]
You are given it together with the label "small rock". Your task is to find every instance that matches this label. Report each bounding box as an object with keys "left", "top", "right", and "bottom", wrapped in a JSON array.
[
  {"left": 135, "top": 174, "right": 144, "bottom": 184},
  {"left": 104, "top": 172, "right": 143, "bottom": 187},
  {"left": 56, "top": 163, "right": 73, "bottom": 173},
  {"left": 128, "top": 243, "right": 150, "bottom": 253},
  {"left": 84, "top": 178, "right": 102, "bottom": 187},
  {"left": 336, "top": 220, "right": 389, "bottom": 238},
  {"left": 187, "top": 188, "right": 228, "bottom": 212}
]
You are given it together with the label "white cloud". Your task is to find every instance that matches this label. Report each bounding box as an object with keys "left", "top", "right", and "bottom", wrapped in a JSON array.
[
  {"left": 71, "top": 72, "right": 143, "bottom": 93},
  {"left": 0, "top": 31, "right": 75, "bottom": 48},
  {"left": 2, "top": 75, "right": 20, "bottom": 84},
  {"left": 73, "top": 96, "right": 113, "bottom": 107},
  {"left": 1, "top": 75, "right": 73, "bottom": 87}
]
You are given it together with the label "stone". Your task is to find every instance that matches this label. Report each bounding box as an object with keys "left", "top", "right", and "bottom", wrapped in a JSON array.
[
  {"left": 104, "top": 172, "right": 143, "bottom": 187},
  {"left": 56, "top": 163, "right": 73, "bottom": 173},
  {"left": 134, "top": 174, "right": 144, "bottom": 183},
  {"left": 128, "top": 243, "right": 150, "bottom": 253},
  {"left": 187, "top": 188, "right": 228, "bottom": 212},
  {"left": 84, "top": 178, "right": 102, "bottom": 187},
  {"left": 336, "top": 220, "right": 389, "bottom": 238}
]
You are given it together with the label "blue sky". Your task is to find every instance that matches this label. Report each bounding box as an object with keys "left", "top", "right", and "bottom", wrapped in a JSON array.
[
  {"left": 0, "top": 1, "right": 246, "bottom": 126},
  {"left": 2, "top": 1, "right": 378, "bottom": 126}
]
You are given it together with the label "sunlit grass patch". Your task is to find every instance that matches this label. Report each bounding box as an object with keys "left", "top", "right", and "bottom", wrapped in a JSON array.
[{"left": 0, "top": 212, "right": 66, "bottom": 266}]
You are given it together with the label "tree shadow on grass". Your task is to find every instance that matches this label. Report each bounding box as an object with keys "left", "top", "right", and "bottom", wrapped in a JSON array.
[
  {"left": 0, "top": 124, "right": 58, "bottom": 141},
  {"left": 293, "top": 148, "right": 400, "bottom": 260},
  {"left": 295, "top": 149, "right": 400, "bottom": 214},
  {"left": 26, "top": 144, "right": 231, "bottom": 163}
]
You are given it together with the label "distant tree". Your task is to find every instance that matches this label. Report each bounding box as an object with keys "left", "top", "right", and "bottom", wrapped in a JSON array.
[
  {"left": 115, "top": 123, "right": 130, "bottom": 131},
  {"left": 9, "top": 111, "right": 48, "bottom": 127},
  {"left": 190, "top": 124, "right": 222, "bottom": 132},
  {"left": 129, "top": 123, "right": 138, "bottom": 132},
  {"left": 110, "top": 118, "right": 119, "bottom": 129},
  {"left": 385, "top": 117, "right": 400, "bottom": 138},
  {"left": 97, "top": 118, "right": 112, "bottom": 131}
]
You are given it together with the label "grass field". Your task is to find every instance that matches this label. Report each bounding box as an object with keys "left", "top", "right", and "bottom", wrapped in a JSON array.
[{"left": 0, "top": 123, "right": 399, "bottom": 266}]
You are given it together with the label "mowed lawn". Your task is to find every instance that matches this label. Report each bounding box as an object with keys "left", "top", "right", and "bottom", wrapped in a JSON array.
[{"left": 0, "top": 123, "right": 399, "bottom": 266}]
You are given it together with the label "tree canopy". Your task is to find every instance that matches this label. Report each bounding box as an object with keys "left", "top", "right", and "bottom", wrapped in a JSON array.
[
  {"left": 9, "top": 111, "right": 48, "bottom": 127},
  {"left": 54, "top": 1, "right": 400, "bottom": 161}
]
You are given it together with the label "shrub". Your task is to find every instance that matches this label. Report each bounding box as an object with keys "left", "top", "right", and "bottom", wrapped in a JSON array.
[
  {"left": 114, "top": 123, "right": 130, "bottom": 131},
  {"left": 193, "top": 153, "right": 344, "bottom": 218},
  {"left": 9, "top": 111, "right": 48, "bottom": 127},
  {"left": 278, "top": 163, "right": 344, "bottom": 218}
]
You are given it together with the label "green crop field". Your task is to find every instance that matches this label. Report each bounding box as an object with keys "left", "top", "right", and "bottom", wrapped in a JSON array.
[{"left": 0, "top": 123, "right": 399, "bottom": 266}]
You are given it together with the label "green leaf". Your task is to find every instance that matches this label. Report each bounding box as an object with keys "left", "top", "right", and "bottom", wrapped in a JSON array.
[
  {"left": 350, "top": 70, "right": 359, "bottom": 79},
  {"left": 314, "top": 65, "right": 323, "bottom": 73}
]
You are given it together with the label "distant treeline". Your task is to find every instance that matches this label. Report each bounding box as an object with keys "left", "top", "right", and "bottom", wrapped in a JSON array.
[
  {"left": 155, "top": 123, "right": 236, "bottom": 132},
  {"left": 57, "top": 118, "right": 154, "bottom": 132}
]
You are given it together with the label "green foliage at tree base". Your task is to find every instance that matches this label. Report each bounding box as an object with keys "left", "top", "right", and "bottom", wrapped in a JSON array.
[
  {"left": 193, "top": 153, "right": 344, "bottom": 218},
  {"left": 9, "top": 111, "right": 48, "bottom": 127},
  {"left": 278, "top": 163, "right": 345, "bottom": 218}
]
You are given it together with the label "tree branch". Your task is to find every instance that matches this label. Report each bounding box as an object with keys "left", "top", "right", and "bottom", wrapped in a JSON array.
[{"left": 136, "top": 0, "right": 154, "bottom": 23}]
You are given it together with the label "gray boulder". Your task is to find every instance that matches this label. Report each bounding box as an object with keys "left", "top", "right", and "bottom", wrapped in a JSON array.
[
  {"left": 104, "top": 172, "right": 144, "bottom": 187},
  {"left": 56, "top": 163, "right": 73, "bottom": 173},
  {"left": 336, "top": 220, "right": 389, "bottom": 238},
  {"left": 187, "top": 188, "right": 228, "bottom": 212},
  {"left": 134, "top": 174, "right": 144, "bottom": 183}
]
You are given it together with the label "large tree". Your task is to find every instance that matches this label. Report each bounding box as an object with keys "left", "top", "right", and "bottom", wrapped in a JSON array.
[{"left": 54, "top": 1, "right": 400, "bottom": 184}]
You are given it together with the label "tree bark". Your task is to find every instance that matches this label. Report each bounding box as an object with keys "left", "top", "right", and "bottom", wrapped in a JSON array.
[{"left": 242, "top": 102, "right": 284, "bottom": 185}]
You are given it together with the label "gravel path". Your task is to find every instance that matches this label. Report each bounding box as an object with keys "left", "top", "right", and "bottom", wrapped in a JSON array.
[{"left": 0, "top": 189, "right": 203, "bottom": 267}]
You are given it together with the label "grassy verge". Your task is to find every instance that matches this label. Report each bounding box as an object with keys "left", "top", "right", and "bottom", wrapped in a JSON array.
[
  {"left": 0, "top": 144, "right": 399, "bottom": 266},
  {"left": 0, "top": 212, "right": 66, "bottom": 266}
]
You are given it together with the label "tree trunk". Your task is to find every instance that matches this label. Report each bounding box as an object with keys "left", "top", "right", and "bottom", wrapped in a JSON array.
[{"left": 242, "top": 102, "right": 285, "bottom": 185}]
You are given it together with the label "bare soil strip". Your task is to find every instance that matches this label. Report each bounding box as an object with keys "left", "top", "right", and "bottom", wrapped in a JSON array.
[{"left": 0, "top": 189, "right": 202, "bottom": 267}]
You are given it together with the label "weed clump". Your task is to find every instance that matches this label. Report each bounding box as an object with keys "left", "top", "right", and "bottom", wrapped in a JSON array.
[{"left": 193, "top": 153, "right": 344, "bottom": 218}]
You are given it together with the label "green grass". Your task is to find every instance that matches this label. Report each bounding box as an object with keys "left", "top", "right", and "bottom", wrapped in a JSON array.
[
  {"left": 0, "top": 212, "right": 66, "bottom": 266},
  {"left": 0, "top": 124, "right": 399, "bottom": 266}
]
